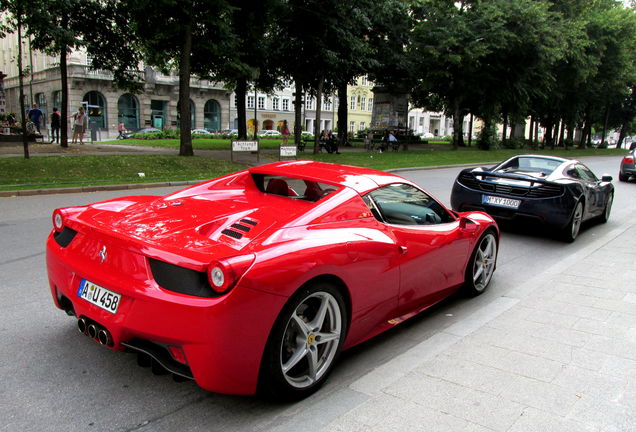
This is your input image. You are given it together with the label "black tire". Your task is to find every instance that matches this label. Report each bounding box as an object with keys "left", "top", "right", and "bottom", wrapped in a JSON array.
[
  {"left": 599, "top": 192, "right": 613, "bottom": 224},
  {"left": 619, "top": 172, "right": 628, "bottom": 182},
  {"left": 463, "top": 230, "right": 498, "bottom": 296},
  {"left": 258, "top": 282, "right": 347, "bottom": 401},
  {"left": 562, "top": 200, "right": 583, "bottom": 242}
]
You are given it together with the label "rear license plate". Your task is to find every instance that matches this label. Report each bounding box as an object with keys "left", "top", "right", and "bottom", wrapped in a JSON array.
[
  {"left": 482, "top": 195, "right": 521, "bottom": 209},
  {"left": 77, "top": 279, "right": 121, "bottom": 314}
]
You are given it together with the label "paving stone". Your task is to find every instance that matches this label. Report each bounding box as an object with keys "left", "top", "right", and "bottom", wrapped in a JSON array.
[
  {"left": 568, "top": 394, "right": 636, "bottom": 432},
  {"left": 508, "top": 406, "right": 599, "bottom": 432},
  {"left": 551, "top": 364, "right": 628, "bottom": 402},
  {"left": 384, "top": 374, "right": 526, "bottom": 432},
  {"left": 498, "top": 374, "right": 580, "bottom": 417}
]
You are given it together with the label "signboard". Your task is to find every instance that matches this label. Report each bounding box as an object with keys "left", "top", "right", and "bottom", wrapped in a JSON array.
[
  {"left": 279, "top": 146, "right": 297, "bottom": 157},
  {"left": 232, "top": 140, "right": 259, "bottom": 152}
]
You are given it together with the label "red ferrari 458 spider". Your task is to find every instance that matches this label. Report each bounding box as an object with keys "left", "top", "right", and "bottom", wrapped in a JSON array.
[{"left": 47, "top": 161, "right": 498, "bottom": 399}]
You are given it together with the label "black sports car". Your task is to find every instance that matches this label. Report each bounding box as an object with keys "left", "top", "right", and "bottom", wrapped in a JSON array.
[{"left": 450, "top": 155, "right": 614, "bottom": 242}]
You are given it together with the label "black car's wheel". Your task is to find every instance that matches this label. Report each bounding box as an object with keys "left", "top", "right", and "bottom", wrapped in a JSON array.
[
  {"left": 619, "top": 172, "right": 629, "bottom": 182},
  {"left": 599, "top": 192, "right": 613, "bottom": 223},
  {"left": 562, "top": 200, "right": 584, "bottom": 242},
  {"left": 259, "top": 282, "right": 347, "bottom": 400},
  {"left": 463, "top": 230, "right": 498, "bottom": 296}
]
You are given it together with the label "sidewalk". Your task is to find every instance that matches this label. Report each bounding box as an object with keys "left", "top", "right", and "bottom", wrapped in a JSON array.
[{"left": 311, "top": 220, "right": 636, "bottom": 432}]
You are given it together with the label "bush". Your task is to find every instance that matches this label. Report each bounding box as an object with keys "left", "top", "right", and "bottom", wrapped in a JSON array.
[{"left": 477, "top": 124, "right": 497, "bottom": 150}]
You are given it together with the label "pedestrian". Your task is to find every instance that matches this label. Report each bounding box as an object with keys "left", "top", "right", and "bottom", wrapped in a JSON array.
[
  {"left": 28, "top": 103, "right": 43, "bottom": 133},
  {"left": 50, "top": 107, "right": 61, "bottom": 144},
  {"left": 118, "top": 122, "right": 126, "bottom": 139},
  {"left": 71, "top": 107, "right": 88, "bottom": 145},
  {"left": 388, "top": 131, "right": 398, "bottom": 150},
  {"left": 319, "top": 130, "right": 329, "bottom": 153},
  {"left": 327, "top": 130, "right": 340, "bottom": 154}
]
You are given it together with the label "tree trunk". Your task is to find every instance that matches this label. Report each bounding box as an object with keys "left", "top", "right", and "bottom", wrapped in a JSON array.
[
  {"left": 60, "top": 46, "right": 69, "bottom": 148},
  {"left": 236, "top": 77, "right": 247, "bottom": 139},
  {"left": 534, "top": 120, "right": 539, "bottom": 149},
  {"left": 601, "top": 103, "right": 610, "bottom": 148},
  {"left": 502, "top": 112, "right": 508, "bottom": 143},
  {"left": 178, "top": 14, "right": 193, "bottom": 156},
  {"left": 452, "top": 101, "right": 463, "bottom": 149},
  {"left": 17, "top": 10, "right": 29, "bottom": 159},
  {"left": 528, "top": 116, "right": 534, "bottom": 145},
  {"left": 558, "top": 121, "right": 565, "bottom": 147},
  {"left": 313, "top": 76, "right": 324, "bottom": 154},
  {"left": 617, "top": 122, "right": 627, "bottom": 148},
  {"left": 294, "top": 80, "right": 303, "bottom": 146},
  {"left": 337, "top": 80, "right": 348, "bottom": 148}
]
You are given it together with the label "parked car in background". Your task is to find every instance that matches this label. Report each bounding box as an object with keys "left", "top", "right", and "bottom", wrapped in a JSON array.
[
  {"left": 191, "top": 129, "right": 212, "bottom": 136},
  {"left": 301, "top": 131, "right": 314, "bottom": 139},
  {"left": 258, "top": 129, "right": 282, "bottom": 137},
  {"left": 134, "top": 127, "right": 160, "bottom": 135},
  {"left": 619, "top": 149, "right": 635, "bottom": 182},
  {"left": 47, "top": 161, "right": 499, "bottom": 400},
  {"left": 451, "top": 155, "right": 614, "bottom": 242}
]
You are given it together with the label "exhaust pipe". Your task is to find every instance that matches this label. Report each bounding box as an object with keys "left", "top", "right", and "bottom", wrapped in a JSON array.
[
  {"left": 87, "top": 324, "right": 98, "bottom": 339},
  {"left": 97, "top": 328, "right": 112, "bottom": 346},
  {"left": 78, "top": 318, "right": 88, "bottom": 334}
]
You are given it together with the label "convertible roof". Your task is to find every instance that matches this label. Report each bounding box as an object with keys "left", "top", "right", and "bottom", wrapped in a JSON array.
[{"left": 248, "top": 161, "right": 405, "bottom": 194}]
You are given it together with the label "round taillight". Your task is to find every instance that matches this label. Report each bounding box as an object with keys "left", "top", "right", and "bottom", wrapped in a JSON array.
[
  {"left": 209, "top": 266, "right": 225, "bottom": 289},
  {"left": 53, "top": 211, "right": 64, "bottom": 231}
]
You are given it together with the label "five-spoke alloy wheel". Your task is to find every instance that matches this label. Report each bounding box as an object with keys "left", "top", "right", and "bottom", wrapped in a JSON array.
[
  {"left": 464, "top": 230, "right": 498, "bottom": 296},
  {"left": 260, "top": 282, "right": 347, "bottom": 400}
]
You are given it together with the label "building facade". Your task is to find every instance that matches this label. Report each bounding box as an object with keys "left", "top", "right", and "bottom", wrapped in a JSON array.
[{"left": 347, "top": 76, "right": 374, "bottom": 134}]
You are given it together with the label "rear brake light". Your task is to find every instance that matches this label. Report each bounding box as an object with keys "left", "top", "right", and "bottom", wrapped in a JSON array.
[
  {"left": 53, "top": 209, "right": 64, "bottom": 232},
  {"left": 207, "top": 254, "right": 255, "bottom": 293},
  {"left": 623, "top": 155, "right": 634, "bottom": 164}
]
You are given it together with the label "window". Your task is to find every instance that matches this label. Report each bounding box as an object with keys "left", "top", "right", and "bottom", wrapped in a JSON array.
[
  {"left": 419, "top": 117, "right": 424, "bottom": 126},
  {"left": 204, "top": 99, "right": 221, "bottom": 131},
  {"left": 272, "top": 97, "right": 280, "bottom": 111},
  {"left": 359, "top": 122, "right": 365, "bottom": 130},
  {"left": 118, "top": 93, "right": 139, "bottom": 131},
  {"left": 258, "top": 96, "right": 265, "bottom": 110},
  {"left": 324, "top": 98, "right": 332, "bottom": 111},
  {"left": 247, "top": 96, "right": 255, "bottom": 109},
  {"left": 368, "top": 98, "right": 373, "bottom": 112},
  {"left": 234, "top": 95, "right": 238, "bottom": 107},
  {"left": 306, "top": 97, "right": 314, "bottom": 110},
  {"left": 82, "top": 91, "right": 106, "bottom": 129},
  {"left": 282, "top": 99, "right": 290, "bottom": 111},
  {"left": 364, "top": 183, "right": 454, "bottom": 226},
  {"left": 360, "top": 97, "right": 366, "bottom": 111},
  {"left": 350, "top": 97, "right": 356, "bottom": 110},
  {"left": 349, "top": 121, "right": 355, "bottom": 132},
  {"left": 361, "top": 76, "right": 368, "bottom": 86}
]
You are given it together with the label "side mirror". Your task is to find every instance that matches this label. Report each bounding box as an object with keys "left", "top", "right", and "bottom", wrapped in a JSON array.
[
  {"left": 601, "top": 174, "right": 613, "bottom": 183},
  {"left": 459, "top": 216, "right": 479, "bottom": 233}
]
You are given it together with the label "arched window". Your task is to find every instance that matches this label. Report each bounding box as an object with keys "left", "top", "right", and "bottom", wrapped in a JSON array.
[
  {"left": 204, "top": 99, "right": 221, "bottom": 131},
  {"left": 118, "top": 94, "right": 139, "bottom": 131},
  {"left": 82, "top": 91, "right": 106, "bottom": 129},
  {"left": 176, "top": 99, "right": 196, "bottom": 129}
]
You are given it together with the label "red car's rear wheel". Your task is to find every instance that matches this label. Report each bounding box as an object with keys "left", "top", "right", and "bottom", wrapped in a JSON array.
[{"left": 259, "top": 282, "right": 347, "bottom": 400}]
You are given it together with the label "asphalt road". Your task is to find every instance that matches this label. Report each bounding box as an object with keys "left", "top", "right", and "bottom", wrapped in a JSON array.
[{"left": 0, "top": 155, "right": 632, "bottom": 432}]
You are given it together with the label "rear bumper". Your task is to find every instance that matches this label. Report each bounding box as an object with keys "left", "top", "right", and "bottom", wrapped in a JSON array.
[
  {"left": 46, "top": 233, "right": 287, "bottom": 395},
  {"left": 451, "top": 182, "right": 574, "bottom": 229}
]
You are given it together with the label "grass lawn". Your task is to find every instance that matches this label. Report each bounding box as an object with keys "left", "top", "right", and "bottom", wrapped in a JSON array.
[
  {"left": 0, "top": 144, "right": 625, "bottom": 191},
  {"left": 0, "top": 155, "right": 242, "bottom": 191},
  {"left": 303, "top": 146, "right": 627, "bottom": 171}
]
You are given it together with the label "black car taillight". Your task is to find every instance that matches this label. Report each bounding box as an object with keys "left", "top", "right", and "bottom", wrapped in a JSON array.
[
  {"left": 53, "top": 227, "right": 78, "bottom": 248},
  {"left": 149, "top": 258, "right": 221, "bottom": 298}
]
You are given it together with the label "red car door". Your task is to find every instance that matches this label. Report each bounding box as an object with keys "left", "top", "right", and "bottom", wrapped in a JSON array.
[{"left": 365, "top": 183, "right": 471, "bottom": 316}]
